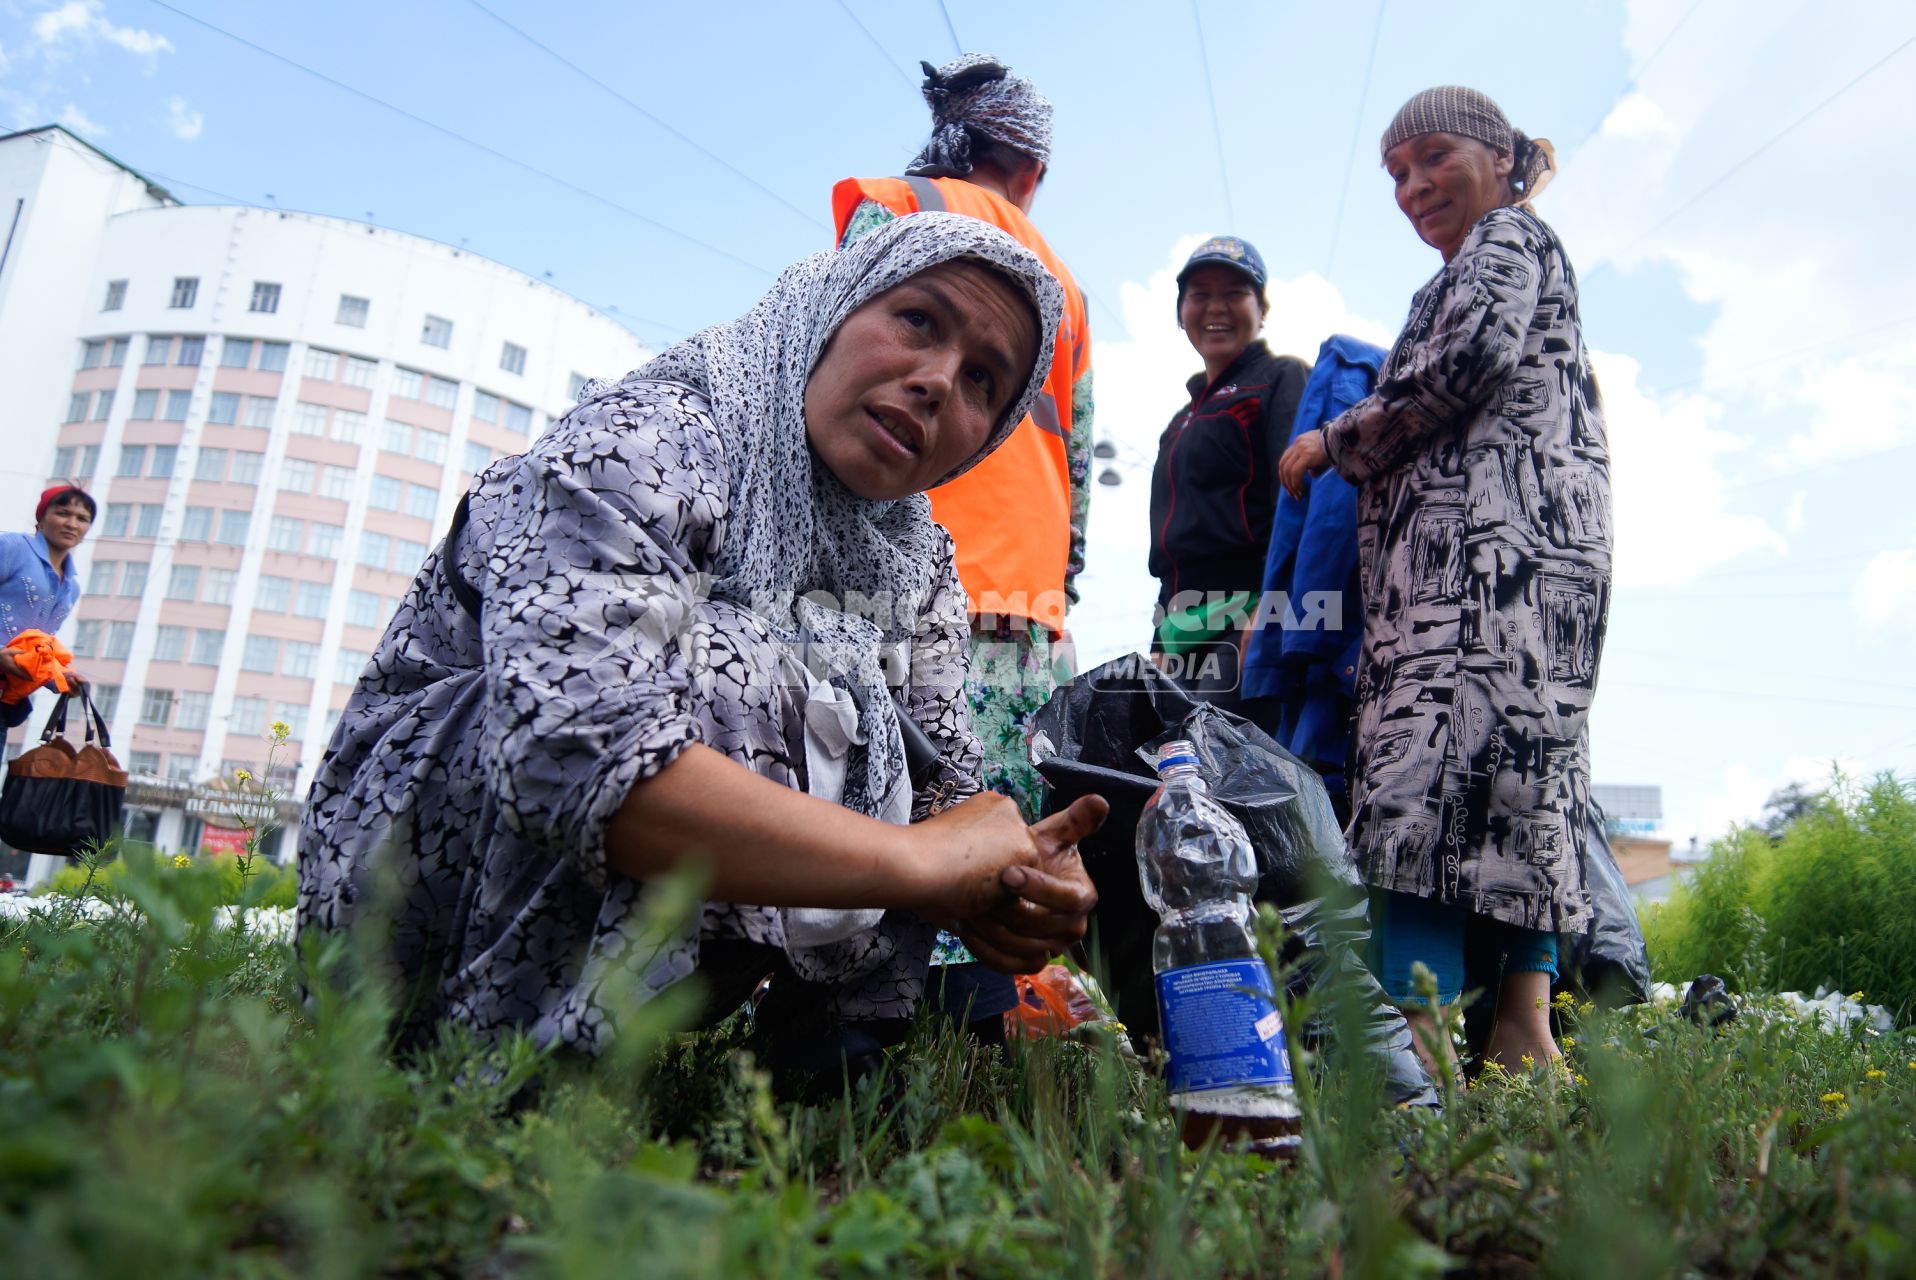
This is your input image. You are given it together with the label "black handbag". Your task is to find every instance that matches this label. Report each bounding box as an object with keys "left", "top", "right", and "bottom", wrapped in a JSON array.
[{"left": 0, "top": 688, "right": 127, "bottom": 856}]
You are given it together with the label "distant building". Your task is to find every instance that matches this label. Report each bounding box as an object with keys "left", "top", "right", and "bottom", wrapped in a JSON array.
[
  {"left": 1, "top": 125, "right": 648, "bottom": 870},
  {"left": 1593, "top": 783, "right": 1662, "bottom": 838}
]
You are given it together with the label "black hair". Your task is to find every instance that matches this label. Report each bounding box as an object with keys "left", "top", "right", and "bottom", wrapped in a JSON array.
[{"left": 43, "top": 487, "right": 97, "bottom": 521}]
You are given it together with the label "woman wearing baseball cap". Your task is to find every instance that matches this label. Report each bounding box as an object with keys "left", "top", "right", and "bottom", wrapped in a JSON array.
[
  {"left": 1146, "top": 236, "right": 1309, "bottom": 712},
  {"left": 0, "top": 484, "right": 95, "bottom": 747}
]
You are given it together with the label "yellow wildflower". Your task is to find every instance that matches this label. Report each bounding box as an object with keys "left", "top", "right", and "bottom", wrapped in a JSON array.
[
  {"left": 1552, "top": 991, "right": 1576, "bottom": 1012},
  {"left": 1821, "top": 1091, "right": 1847, "bottom": 1106},
  {"left": 1867, "top": 1069, "right": 1886, "bottom": 1082},
  {"left": 1481, "top": 1058, "right": 1508, "bottom": 1076},
  {"left": 1574, "top": 1073, "right": 1589, "bottom": 1087},
  {"left": 1849, "top": 991, "right": 1866, "bottom": 1002},
  {"left": 171, "top": 854, "right": 191, "bottom": 869},
  {"left": 269, "top": 720, "right": 291, "bottom": 741},
  {"left": 1562, "top": 1036, "right": 1577, "bottom": 1050},
  {"left": 1578, "top": 1001, "right": 1595, "bottom": 1017},
  {"left": 234, "top": 768, "right": 252, "bottom": 783},
  {"left": 1520, "top": 1054, "right": 1537, "bottom": 1070}
]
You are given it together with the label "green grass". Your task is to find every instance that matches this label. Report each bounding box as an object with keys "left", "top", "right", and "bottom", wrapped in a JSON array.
[{"left": 4, "top": 843, "right": 1916, "bottom": 1277}]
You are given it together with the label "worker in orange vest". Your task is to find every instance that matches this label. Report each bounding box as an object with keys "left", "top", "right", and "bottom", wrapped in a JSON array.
[{"left": 833, "top": 53, "right": 1092, "bottom": 829}]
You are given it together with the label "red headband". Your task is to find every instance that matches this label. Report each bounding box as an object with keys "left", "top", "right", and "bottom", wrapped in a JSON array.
[{"left": 36, "top": 485, "right": 86, "bottom": 522}]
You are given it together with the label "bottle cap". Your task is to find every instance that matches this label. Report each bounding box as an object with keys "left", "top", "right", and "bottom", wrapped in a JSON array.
[{"left": 1156, "top": 739, "right": 1201, "bottom": 775}]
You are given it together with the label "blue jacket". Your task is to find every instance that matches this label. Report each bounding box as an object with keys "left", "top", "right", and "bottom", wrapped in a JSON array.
[
  {"left": 1241, "top": 335, "right": 1385, "bottom": 775},
  {"left": 0, "top": 530, "right": 83, "bottom": 733}
]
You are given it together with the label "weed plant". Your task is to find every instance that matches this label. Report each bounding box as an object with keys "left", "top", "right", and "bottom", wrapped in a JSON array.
[
  {"left": 4, "top": 840, "right": 1916, "bottom": 1278},
  {"left": 1646, "top": 772, "right": 1916, "bottom": 1016}
]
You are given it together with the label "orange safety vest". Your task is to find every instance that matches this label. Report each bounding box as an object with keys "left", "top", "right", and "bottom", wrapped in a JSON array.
[{"left": 832, "top": 175, "right": 1090, "bottom": 635}]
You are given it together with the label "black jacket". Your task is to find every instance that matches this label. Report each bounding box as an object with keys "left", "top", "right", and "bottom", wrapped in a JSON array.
[{"left": 1148, "top": 340, "right": 1310, "bottom": 608}]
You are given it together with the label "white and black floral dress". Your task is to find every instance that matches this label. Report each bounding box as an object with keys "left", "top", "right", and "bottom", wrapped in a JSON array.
[
  {"left": 1322, "top": 205, "right": 1611, "bottom": 935},
  {"left": 296, "top": 382, "right": 983, "bottom": 1053}
]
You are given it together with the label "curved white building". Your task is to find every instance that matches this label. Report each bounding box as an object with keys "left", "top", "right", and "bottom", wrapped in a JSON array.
[{"left": 2, "top": 125, "right": 649, "bottom": 864}]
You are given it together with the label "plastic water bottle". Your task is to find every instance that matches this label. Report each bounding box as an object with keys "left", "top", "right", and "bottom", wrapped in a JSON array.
[{"left": 1137, "top": 739, "right": 1301, "bottom": 1159}]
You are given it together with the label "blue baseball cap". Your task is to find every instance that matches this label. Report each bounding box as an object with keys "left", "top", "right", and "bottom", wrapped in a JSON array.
[{"left": 1176, "top": 235, "right": 1268, "bottom": 301}]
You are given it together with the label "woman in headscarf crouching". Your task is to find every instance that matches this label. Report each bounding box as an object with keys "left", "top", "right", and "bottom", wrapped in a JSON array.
[
  {"left": 298, "top": 214, "right": 1105, "bottom": 1074},
  {"left": 1281, "top": 87, "right": 1611, "bottom": 1076}
]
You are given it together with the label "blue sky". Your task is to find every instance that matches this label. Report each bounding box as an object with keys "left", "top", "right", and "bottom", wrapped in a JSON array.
[{"left": 6, "top": 0, "right": 1914, "bottom": 846}]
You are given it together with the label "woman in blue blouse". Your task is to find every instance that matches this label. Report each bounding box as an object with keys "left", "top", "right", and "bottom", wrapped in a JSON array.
[{"left": 0, "top": 484, "right": 94, "bottom": 746}]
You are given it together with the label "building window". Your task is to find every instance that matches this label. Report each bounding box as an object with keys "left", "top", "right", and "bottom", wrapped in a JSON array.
[
  {"left": 102, "top": 504, "right": 131, "bottom": 538},
  {"left": 170, "top": 277, "right": 198, "bottom": 309},
  {"left": 181, "top": 507, "right": 212, "bottom": 541},
  {"left": 333, "top": 409, "right": 367, "bottom": 443},
  {"left": 276, "top": 702, "right": 309, "bottom": 740},
  {"left": 136, "top": 506, "right": 162, "bottom": 538},
  {"left": 347, "top": 591, "right": 385, "bottom": 629},
  {"left": 221, "top": 338, "right": 253, "bottom": 369},
  {"left": 320, "top": 466, "right": 355, "bottom": 501},
  {"left": 292, "top": 402, "right": 328, "bottom": 436},
  {"left": 176, "top": 335, "right": 204, "bottom": 366},
  {"left": 268, "top": 517, "right": 303, "bottom": 554},
  {"left": 206, "top": 393, "right": 238, "bottom": 426},
  {"left": 250, "top": 282, "right": 282, "bottom": 314},
  {"left": 90, "top": 561, "right": 117, "bottom": 595},
  {"left": 166, "top": 565, "right": 200, "bottom": 601},
  {"left": 149, "top": 445, "right": 178, "bottom": 479},
  {"left": 240, "top": 636, "right": 278, "bottom": 675},
  {"left": 342, "top": 356, "right": 376, "bottom": 389},
  {"left": 336, "top": 294, "right": 369, "bottom": 327},
  {"left": 463, "top": 441, "right": 491, "bottom": 474},
  {"left": 163, "top": 390, "right": 192, "bottom": 422},
  {"left": 295, "top": 581, "right": 331, "bottom": 618},
  {"left": 92, "top": 390, "right": 115, "bottom": 420},
  {"left": 504, "top": 402, "right": 533, "bottom": 435},
  {"left": 500, "top": 342, "right": 527, "bottom": 376},
  {"left": 281, "top": 458, "right": 315, "bottom": 494},
  {"left": 216, "top": 510, "right": 251, "bottom": 546},
  {"left": 107, "top": 338, "right": 129, "bottom": 367},
  {"left": 393, "top": 539, "right": 427, "bottom": 572},
  {"left": 117, "top": 446, "right": 147, "bottom": 478},
  {"left": 131, "top": 389, "right": 159, "bottom": 420},
  {"left": 71, "top": 621, "right": 101, "bottom": 659},
  {"left": 139, "top": 688, "right": 175, "bottom": 727},
  {"left": 192, "top": 629, "right": 224, "bottom": 664},
  {"left": 153, "top": 626, "right": 187, "bottom": 662},
  {"left": 284, "top": 642, "right": 320, "bottom": 679},
  {"left": 66, "top": 392, "right": 89, "bottom": 423},
  {"left": 427, "top": 376, "right": 458, "bottom": 410},
  {"left": 567, "top": 372, "right": 589, "bottom": 401},
  {"left": 392, "top": 368, "right": 423, "bottom": 400},
  {"left": 472, "top": 390, "right": 499, "bottom": 422},
  {"left": 80, "top": 339, "right": 105, "bottom": 370},
  {"left": 77, "top": 444, "right": 100, "bottom": 478},
  {"left": 404, "top": 483, "right": 438, "bottom": 520},
  {"left": 333, "top": 648, "right": 369, "bottom": 685},
  {"left": 205, "top": 569, "right": 237, "bottom": 605},
  {"left": 244, "top": 397, "right": 276, "bottom": 429},
  {"left": 51, "top": 446, "right": 76, "bottom": 479},
  {"left": 356, "top": 532, "right": 390, "bottom": 570},
  {"left": 258, "top": 342, "right": 289, "bottom": 373},
  {"left": 304, "top": 347, "right": 337, "bottom": 380},
  {"left": 103, "top": 280, "right": 127, "bottom": 311},
  {"left": 128, "top": 750, "right": 161, "bottom": 777},
  {"left": 177, "top": 691, "right": 211, "bottom": 731},
  {"left": 255, "top": 575, "right": 291, "bottom": 611},
  {"left": 231, "top": 451, "right": 264, "bottom": 485},
  {"left": 229, "top": 695, "right": 267, "bottom": 736},
  {"left": 368, "top": 475, "right": 401, "bottom": 511},
  {"left": 381, "top": 420, "right": 411, "bottom": 455},
  {"left": 144, "top": 335, "right": 171, "bottom": 365},
  {"left": 90, "top": 680, "right": 118, "bottom": 718},
  {"left": 308, "top": 523, "right": 344, "bottom": 559},
  {"left": 119, "top": 562, "right": 148, "bottom": 597},
  {"left": 414, "top": 428, "right": 448, "bottom": 464},
  {"left": 105, "top": 622, "right": 136, "bottom": 660},
  {"left": 421, "top": 315, "right": 453, "bottom": 349}
]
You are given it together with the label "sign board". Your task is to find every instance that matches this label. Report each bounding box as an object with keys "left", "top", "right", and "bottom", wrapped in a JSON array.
[{"left": 200, "top": 826, "right": 252, "bottom": 856}]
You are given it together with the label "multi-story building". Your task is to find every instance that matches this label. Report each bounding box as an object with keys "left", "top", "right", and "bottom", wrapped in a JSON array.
[{"left": 2, "top": 126, "right": 649, "bottom": 866}]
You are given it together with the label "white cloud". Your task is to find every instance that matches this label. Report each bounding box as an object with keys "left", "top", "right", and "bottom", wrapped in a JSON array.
[
  {"left": 1686, "top": 754, "right": 1860, "bottom": 847},
  {"left": 1599, "top": 92, "right": 1675, "bottom": 140},
  {"left": 1783, "top": 490, "right": 1807, "bottom": 536},
  {"left": 167, "top": 95, "right": 203, "bottom": 141},
  {"left": 33, "top": 1, "right": 173, "bottom": 59},
  {"left": 1853, "top": 548, "right": 1916, "bottom": 639},
  {"left": 56, "top": 102, "right": 105, "bottom": 137}
]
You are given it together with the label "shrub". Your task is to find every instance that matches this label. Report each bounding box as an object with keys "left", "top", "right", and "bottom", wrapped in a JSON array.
[
  {"left": 40, "top": 842, "right": 297, "bottom": 909},
  {"left": 1645, "top": 772, "right": 1916, "bottom": 1017}
]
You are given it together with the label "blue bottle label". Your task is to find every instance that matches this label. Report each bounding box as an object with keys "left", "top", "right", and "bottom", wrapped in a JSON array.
[{"left": 1155, "top": 959, "right": 1293, "bottom": 1094}]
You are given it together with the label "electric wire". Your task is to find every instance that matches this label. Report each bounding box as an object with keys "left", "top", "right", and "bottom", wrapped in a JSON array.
[
  {"left": 1614, "top": 27, "right": 1916, "bottom": 257},
  {"left": 460, "top": 0, "right": 827, "bottom": 233},
  {"left": 1323, "top": 0, "right": 1386, "bottom": 275},
  {"left": 144, "top": 0, "right": 780, "bottom": 281},
  {"left": 935, "top": 0, "right": 962, "bottom": 56},
  {"left": 1189, "top": 0, "right": 1237, "bottom": 231},
  {"left": 832, "top": 0, "right": 916, "bottom": 90}
]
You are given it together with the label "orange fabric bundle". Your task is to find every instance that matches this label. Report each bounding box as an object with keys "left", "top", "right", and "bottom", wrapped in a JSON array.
[{"left": 2, "top": 629, "right": 73, "bottom": 703}]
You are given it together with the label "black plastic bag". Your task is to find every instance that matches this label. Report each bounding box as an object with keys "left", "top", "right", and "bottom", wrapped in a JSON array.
[
  {"left": 1029, "top": 656, "right": 1437, "bottom": 1109},
  {"left": 1559, "top": 802, "right": 1652, "bottom": 1006}
]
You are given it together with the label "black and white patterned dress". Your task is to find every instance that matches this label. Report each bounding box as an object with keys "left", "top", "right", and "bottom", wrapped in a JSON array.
[
  {"left": 1322, "top": 205, "right": 1611, "bottom": 934},
  {"left": 295, "top": 382, "right": 984, "bottom": 1052}
]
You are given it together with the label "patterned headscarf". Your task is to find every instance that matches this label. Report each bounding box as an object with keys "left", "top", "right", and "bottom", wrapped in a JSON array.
[
  {"left": 1380, "top": 86, "right": 1556, "bottom": 203},
  {"left": 906, "top": 53, "right": 1054, "bottom": 179},
  {"left": 632, "top": 212, "right": 1063, "bottom": 821}
]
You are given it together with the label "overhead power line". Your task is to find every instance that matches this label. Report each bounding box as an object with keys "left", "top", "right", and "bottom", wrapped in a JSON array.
[
  {"left": 936, "top": 0, "right": 962, "bottom": 56},
  {"left": 145, "top": 0, "right": 778, "bottom": 281},
  {"left": 833, "top": 0, "right": 916, "bottom": 90},
  {"left": 1323, "top": 0, "right": 1386, "bottom": 275},
  {"left": 1189, "top": 0, "right": 1237, "bottom": 231},
  {"left": 460, "top": 0, "right": 826, "bottom": 233},
  {"left": 1615, "top": 27, "right": 1916, "bottom": 257}
]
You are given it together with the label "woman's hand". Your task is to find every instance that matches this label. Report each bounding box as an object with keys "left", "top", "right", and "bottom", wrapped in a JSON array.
[
  {"left": 1278, "top": 428, "right": 1332, "bottom": 499},
  {"left": 0, "top": 651, "right": 22, "bottom": 683},
  {"left": 956, "top": 795, "right": 1108, "bottom": 973}
]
